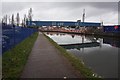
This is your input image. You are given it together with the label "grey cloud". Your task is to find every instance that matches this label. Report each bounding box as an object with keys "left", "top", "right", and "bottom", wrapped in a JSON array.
[
  {"left": 88, "top": 2, "right": 118, "bottom": 11},
  {"left": 1, "top": 2, "right": 118, "bottom": 25},
  {"left": 2, "top": 2, "right": 118, "bottom": 14},
  {"left": 49, "top": 2, "right": 118, "bottom": 11},
  {"left": 2, "top": 2, "right": 28, "bottom": 14},
  {"left": 2, "top": 0, "right": 120, "bottom": 2}
]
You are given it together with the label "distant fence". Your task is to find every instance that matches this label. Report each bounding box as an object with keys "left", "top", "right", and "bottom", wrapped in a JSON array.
[
  {"left": 2, "top": 25, "right": 37, "bottom": 53},
  {"left": 103, "top": 25, "right": 120, "bottom": 33}
]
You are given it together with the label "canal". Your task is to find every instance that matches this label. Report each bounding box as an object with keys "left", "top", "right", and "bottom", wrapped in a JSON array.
[{"left": 45, "top": 32, "right": 119, "bottom": 78}]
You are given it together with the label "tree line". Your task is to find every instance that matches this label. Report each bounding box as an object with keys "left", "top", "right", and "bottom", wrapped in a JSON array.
[{"left": 2, "top": 8, "right": 32, "bottom": 27}]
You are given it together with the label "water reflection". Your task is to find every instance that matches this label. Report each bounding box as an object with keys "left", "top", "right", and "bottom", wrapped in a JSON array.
[
  {"left": 45, "top": 32, "right": 119, "bottom": 78},
  {"left": 60, "top": 42, "right": 100, "bottom": 50},
  {"left": 103, "top": 38, "right": 120, "bottom": 48},
  {"left": 45, "top": 32, "right": 119, "bottom": 48}
]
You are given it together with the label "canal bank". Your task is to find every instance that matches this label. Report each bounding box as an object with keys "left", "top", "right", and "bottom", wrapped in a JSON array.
[
  {"left": 40, "top": 30, "right": 120, "bottom": 38},
  {"left": 21, "top": 32, "right": 82, "bottom": 78},
  {"left": 45, "top": 32, "right": 118, "bottom": 78},
  {"left": 43, "top": 33, "right": 101, "bottom": 78}
]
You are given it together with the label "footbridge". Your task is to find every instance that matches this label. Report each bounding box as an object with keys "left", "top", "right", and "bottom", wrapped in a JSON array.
[{"left": 26, "top": 21, "right": 101, "bottom": 27}]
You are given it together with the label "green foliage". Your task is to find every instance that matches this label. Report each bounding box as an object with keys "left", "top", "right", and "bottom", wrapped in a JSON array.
[{"left": 2, "top": 32, "right": 38, "bottom": 78}]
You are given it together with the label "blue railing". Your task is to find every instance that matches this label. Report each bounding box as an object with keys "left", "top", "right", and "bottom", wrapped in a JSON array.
[{"left": 2, "top": 25, "right": 37, "bottom": 53}]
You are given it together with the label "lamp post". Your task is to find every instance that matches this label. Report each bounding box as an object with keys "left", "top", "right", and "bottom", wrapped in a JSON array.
[{"left": 82, "top": 9, "right": 85, "bottom": 33}]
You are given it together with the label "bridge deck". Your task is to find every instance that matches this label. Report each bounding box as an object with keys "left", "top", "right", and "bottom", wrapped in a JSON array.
[
  {"left": 27, "top": 21, "right": 101, "bottom": 27},
  {"left": 21, "top": 32, "right": 81, "bottom": 78}
]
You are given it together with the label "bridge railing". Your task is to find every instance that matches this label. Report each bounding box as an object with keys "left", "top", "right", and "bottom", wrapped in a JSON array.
[{"left": 26, "top": 21, "right": 101, "bottom": 27}]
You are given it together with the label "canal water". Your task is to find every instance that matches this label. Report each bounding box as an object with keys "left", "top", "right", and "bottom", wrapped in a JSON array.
[{"left": 45, "top": 32, "right": 119, "bottom": 78}]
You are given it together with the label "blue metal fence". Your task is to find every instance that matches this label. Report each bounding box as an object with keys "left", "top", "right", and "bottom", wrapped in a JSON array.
[
  {"left": 2, "top": 25, "right": 37, "bottom": 53},
  {"left": 103, "top": 25, "right": 120, "bottom": 33}
]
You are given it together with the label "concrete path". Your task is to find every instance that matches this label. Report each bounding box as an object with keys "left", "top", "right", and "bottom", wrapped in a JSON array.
[{"left": 21, "top": 32, "right": 81, "bottom": 78}]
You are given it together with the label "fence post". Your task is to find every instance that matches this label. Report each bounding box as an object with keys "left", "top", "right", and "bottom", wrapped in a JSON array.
[{"left": 13, "top": 24, "right": 15, "bottom": 47}]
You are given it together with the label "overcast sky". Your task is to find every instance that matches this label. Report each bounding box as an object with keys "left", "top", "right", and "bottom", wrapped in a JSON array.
[{"left": 1, "top": 1, "right": 119, "bottom": 25}]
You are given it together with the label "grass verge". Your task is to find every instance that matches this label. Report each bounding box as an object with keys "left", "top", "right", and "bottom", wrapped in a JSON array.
[
  {"left": 2, "top": 32, "right": 38, "bottom": 78},
  {"left": 43, "top": 33, "right": 102, "bottom": 79}
]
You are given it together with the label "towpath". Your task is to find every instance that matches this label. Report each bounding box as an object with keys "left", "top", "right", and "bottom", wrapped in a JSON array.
[{"left": 21, "top": 32, "right": 81, "bottom": 78}]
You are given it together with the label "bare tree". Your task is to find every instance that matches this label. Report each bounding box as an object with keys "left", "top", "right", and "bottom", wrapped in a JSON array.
[
  {"left": 22, "top": 19, "right": 24, "bottom": 27},
  {"left": 28, "top": 8, "right": 32, "bottom": 21},
  {"left": 5, "top": 15, "right": 7, "bottom": 25},
  {"left": 11, "top": 14, "right": 14, "bottom": 25},
  {"left": 2, "top": 15, "right": 7, "bottom": 25},
  {"left": 26, "top": 17, "right": 29, "bottom": 27},
  {"left": 9, "top": 15, "right": 11, "bottom": 24},
  {"left": 24, "top": 14, "right": 26, "bottom": 27},
  {"left": 2, "top": 17, "right": 4, "bottom": 24},
  {"left": 2, "top": 16, "right": 6, "bottom": 25},
  {"left": 16, "top": 13, "right": 20, "bottom": 26}
]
